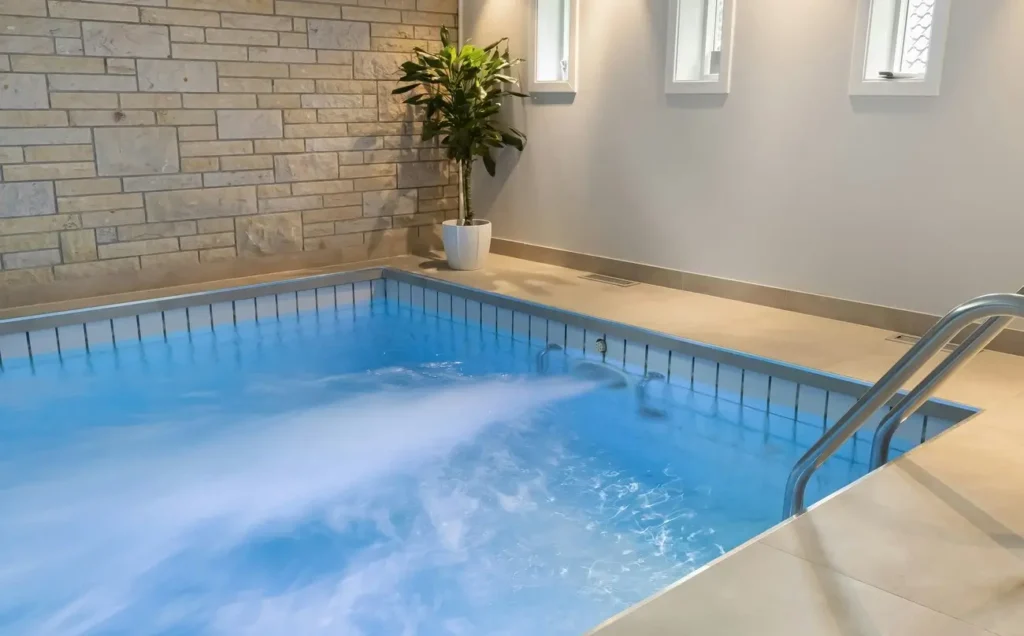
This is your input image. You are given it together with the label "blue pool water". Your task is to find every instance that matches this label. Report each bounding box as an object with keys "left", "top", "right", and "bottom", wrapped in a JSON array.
[{"left": 0, "top": 293, "right": 867, "bottom": 635}]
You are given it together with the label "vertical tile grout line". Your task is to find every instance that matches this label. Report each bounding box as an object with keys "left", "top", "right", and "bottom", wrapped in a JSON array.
[
  {"left": 739, "top": 368, "right": 746, "bottom": 405},
  {"left": 689, "top": 356, "right": 696, "bottom": 390},
  {"left": 791, "top": 384, "right": 800, "bottom": 441},
  {"left": 667, "top": 350, "right": 673, "bottom": 383},
  {"left": 822, "top": 390, "right": 831, "bottom": 432},
  {"left": 83, "top": 323, "right": 90, "bottom": 353},
  {"left": 110, "top": 318, "right": 117, "bottom": 350},
  {"left": 55, "top": 327, "right": 62, "bottom": 361},
  {"left": 26, "top": 332, "right": 34, "bottom": 371},
  {"left": 161, "top": 311, "right": 168, "bottom": 342}
]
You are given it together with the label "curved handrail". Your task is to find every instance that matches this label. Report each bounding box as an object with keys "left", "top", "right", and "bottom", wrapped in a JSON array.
[
  {"left": 783, "top": 293, "right": 1024, "bottom": 518},
  {"left": 868, "top": 315, "right": 1012, "bottom": 469}
]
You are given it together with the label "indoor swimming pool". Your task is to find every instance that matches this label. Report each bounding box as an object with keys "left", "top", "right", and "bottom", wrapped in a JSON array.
[{"left": 0, "top": 271, "right": 969, "bottom": 635}]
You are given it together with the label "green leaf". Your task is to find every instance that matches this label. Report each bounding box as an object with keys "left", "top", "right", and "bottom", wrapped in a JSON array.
[
  {"left": 482, "top": 151, "right": 496, "bottom": 177},
  {"left": 391, "top": 83, "right": 419, "bottom": 95},
  {"left": 500, "top": 130, "right": 525, "bottom": 151},
  {"left": 482, "top": 37, "right": 508, "bottom": 52},
  {"left": 440, "top": 25, "right": 450, "bottom": 48}
]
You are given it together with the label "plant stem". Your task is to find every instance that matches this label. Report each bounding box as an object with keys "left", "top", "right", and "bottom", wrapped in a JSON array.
[{"left": 461, "top": 160, "right": 473, "bottom": 225}]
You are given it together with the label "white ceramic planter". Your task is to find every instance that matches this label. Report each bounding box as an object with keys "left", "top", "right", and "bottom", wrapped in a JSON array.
[{"left": 442, "top": 219, "right": 492, "bottom": 271}]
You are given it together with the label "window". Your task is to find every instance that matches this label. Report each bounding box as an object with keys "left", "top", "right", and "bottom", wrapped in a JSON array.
[
  {"left": 530, "top": 0, "right": 579, "bottom": 94},
  {"left": 850, "top": 0, "right": 952, "bottom": 96},
  {"left": 666, "top": 0, "right": 736, "bottom": 94}
]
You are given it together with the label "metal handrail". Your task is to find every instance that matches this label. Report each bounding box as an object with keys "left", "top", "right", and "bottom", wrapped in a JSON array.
[
  {"left": 783, "top": 292, "right": 1024, "bottom": 518},
  {"left": 867, "top": 284, "right": 1024, "bottom": 469},
  {"left": 637, "top": 371, "right": 668, "bottom": 417},
  {"left": 536, "top": 343, "right": 563, "bottom": 373},
  {"left": 867, "top": 316, "right": 1010, "bottom": 469}
]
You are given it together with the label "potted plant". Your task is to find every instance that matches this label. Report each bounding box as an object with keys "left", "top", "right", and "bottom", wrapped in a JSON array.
[{"left": 393, "top": 27, "right": 527, "bottom": 271}]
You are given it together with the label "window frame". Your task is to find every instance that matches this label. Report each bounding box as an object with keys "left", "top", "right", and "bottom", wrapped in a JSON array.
[
  {"left": 528, "top": 0, "right": 579, "bottom": 95},
  {"left": 849, "top": 0, "right": 952, "bottom": 97},
  {"left": 665, "top": 0, "right": 737, "bottom": 95}
]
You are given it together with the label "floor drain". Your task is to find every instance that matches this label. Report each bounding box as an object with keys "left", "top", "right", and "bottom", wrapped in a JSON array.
[
  {"left": 887, "top": 333, "right": 958, "bottom": 353},
  {"left": 580, "top": 273, "right": 639, "bottom": 287}
]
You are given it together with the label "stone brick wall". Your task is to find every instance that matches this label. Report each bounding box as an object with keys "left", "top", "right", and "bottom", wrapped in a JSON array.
[{"left": 0, "top": 0, "right": 458, "bottom": 304}]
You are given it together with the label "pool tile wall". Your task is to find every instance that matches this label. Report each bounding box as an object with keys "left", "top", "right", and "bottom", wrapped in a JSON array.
[{"left": 0, "top": 268, "right": 973, "bottom": 467}]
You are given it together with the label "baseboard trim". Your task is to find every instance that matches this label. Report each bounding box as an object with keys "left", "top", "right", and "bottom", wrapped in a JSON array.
[{"left": 492, "top": 238, "right": 1024, "bottom": 357}]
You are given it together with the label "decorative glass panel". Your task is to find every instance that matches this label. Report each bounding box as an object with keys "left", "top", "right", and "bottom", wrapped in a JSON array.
[
  {"left": 850, "top": 0, "right": 949, "bottom": 96},
  {"left": 864, "top": 0, "right": 935, "bottom": 79},
  {"left": 899, "top": 0, "right": 935, "bottom": 75}
]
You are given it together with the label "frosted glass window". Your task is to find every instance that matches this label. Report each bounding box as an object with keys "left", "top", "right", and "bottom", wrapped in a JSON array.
[
  {"left": 535, "top": 0, "right": 569, "bottom": 82},
  {"left": 530, "top": 0, "right": 578, "bottom": 94},
  {"left": 666, "top": 0, "right": 735, "bottom": 94},
  {"left": 851, "top": 0, "right": 950, "bottom": 96},
  {"left": 900, "top": 0, "right": 935, "bottom": 74},
  {"left": 864, "top": 0, "right": 935, "bottom": 79}
]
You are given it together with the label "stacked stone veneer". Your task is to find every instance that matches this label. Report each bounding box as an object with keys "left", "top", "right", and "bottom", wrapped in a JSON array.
[{"left": 0, "top": 0, "right": 457, "bottom": 297}]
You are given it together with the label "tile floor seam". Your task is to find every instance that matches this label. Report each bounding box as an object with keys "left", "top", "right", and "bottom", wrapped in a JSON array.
[{"left": 755, "top": 542, "right": 1006, "bottom": 635}]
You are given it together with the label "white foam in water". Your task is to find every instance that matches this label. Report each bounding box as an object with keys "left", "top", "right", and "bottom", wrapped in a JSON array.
[{"left": 0, "top": 378, "right": 598, "bottom": 636}]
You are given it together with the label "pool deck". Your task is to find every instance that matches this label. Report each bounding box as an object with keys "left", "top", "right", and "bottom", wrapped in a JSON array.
[{"left": 5, "top": 253, "right": 1024, "bottom": 635}]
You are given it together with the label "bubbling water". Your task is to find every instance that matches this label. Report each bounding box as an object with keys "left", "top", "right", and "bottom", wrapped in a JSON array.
[{"left": 0, "top": 378, "right": 601, "bottom": 635}]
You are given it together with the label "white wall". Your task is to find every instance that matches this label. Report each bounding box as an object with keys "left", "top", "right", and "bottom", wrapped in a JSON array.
[{"left": 464, "top": 0, "right": 1024, "bottom": 316}]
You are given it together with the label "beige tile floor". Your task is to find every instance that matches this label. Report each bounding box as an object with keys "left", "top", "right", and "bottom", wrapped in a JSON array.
[{"left": 5, "top": 253, "right": 1023, "bottom": 635}]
